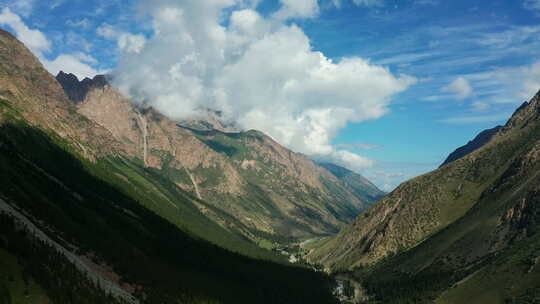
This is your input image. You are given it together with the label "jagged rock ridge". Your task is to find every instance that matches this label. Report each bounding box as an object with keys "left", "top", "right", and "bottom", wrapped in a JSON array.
[{"left": 56, "top": 71, "right": 108, "bottom": 103}]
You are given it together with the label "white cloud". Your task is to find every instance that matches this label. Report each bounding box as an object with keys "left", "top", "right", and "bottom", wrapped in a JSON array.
[
  {"left": 332, "top": 0, "right": 384, "bottom": 8},
  {"left": 519, "top": 61, "right": 540, "bottom": 98},
  {"left": 274, "top": 0, "right": 320, "bottom": 19},
  {"left": 44, "top": 54, "right": 106, "bottom": 79},
  {"left": 0, "top": 8, "right": 50, "bottom": 54},
  {"left": 97, "top": 24, "right": 146, "bottom": 54},
  {"left": 66, "top": 18, "right": 92, "bottom": 30},
  {"left": 471, "top": 101, "right": 489, "bottom": 111},
  {"left": 0, "top": 8, "right": 104, "bottom": 79},
  {"left": 50, "top": 0, "right": 65, "bottom": 10},
  {"left": 443, "top": 77, "right": 473, "bottom": 100},
  {"left": 467, "top": 60, "right": 540, "bottom": 102},
  {"left": 415, "top": 0, "right": 439, "bottom": 5},
  {"left": 437, "top": 113, "right": 510, "bottom": 124},
  {"left": 352, "top": 0, "right": 384, "bottom": 6},
  {"left": 64, "top": 31, "right": 93, "bottom": 52},
  {"left": 478, "top": 25, "right": 540, "bottom": 49},
  {"left": 335, "top": 142, "right": 383, "bottom": 150},
  {"left": 376, "top": 52, "right": 435, "bottom": 65},
  {"left": 111, "top": 0, "right": 415, "bottom": 172},
  {"left": 422, "top": 95, "right": 447, "bottom": 102},
  {"left": 524, "top": 0, "right": 540, "bottom": 11},
  {"left": 0, "top": 0, "right": 35, "bottom": 16},
  {"left": 96, "top": 24, "right": 118, "bottom": 39}
]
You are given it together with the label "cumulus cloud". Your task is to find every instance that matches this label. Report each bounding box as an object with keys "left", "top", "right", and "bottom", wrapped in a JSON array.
[
  {"left": 45, "top": 53, "right": 106, "bottom": 79},
  {"left": 443, "top": 77, "right": 473, "bottom": 100},
  {"left": 274, "top": 0, "right": 320, "bottom": 19},
  {"left": 97, "top": 24, "right": 146, "bottom": 54},
  {"left": 0, "top": 8, "right": 50, "bottom": 54},
  {"left": 0, "top": 8, "right": 104, "bottom": 79},
  {"left": 111, "top": 0, "right": 415, "bottom": 172}
]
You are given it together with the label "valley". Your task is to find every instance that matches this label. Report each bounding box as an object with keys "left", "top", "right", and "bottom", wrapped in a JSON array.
[{"left": 1, "top": 1, "right": 540, "bottom": 303}]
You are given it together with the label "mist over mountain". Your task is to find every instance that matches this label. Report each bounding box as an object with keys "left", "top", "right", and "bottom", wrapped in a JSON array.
[{"left": 103, "top": 0, "right": 415, "bottom": 174}]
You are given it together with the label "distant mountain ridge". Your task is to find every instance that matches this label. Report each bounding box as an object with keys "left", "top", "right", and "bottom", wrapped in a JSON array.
[
  {"left": 440, "top": 125, "right": 502, "bottom": 167},
  {"left": 318, "top": 162, "right": 385, "bottom": 203}
]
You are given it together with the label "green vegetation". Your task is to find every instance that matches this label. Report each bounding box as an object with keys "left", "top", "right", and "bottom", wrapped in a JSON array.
[
  {"left": 0, "top": 248, "right": 50, "bottom": 304},
  {"left": 0, "top": 123, "right": 338, "bottom": 304},
  {"left": 0, "top": 216, "right": 127, "bottom": 304},
  {"left": 327, "top": 113, "right": 540, "bottom": 303}
]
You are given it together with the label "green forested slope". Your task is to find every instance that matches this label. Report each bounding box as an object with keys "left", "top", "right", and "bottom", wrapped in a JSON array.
[{"left": 0, "top": 123, "right": 337, "bottom": 304}]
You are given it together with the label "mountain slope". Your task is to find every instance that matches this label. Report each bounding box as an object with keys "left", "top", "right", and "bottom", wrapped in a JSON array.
[
  {"left": 308, "top": 92, "right": 540, "bottom": 303},
  {"left": 309, "top": 91, "right": 540, "bottom": 272},
  {"left": 440, "top": 125, "right": 502, "bottom": 167},
  {"left": 55, "top": 71, "right": 382, "bottom": 243},
  {"left": 319, "top": 162, "right": 385, "bottom": 204},
  {"left": 0, "top": 29, "right": 339, "bottom": 303},
  {"left": 0, "top": 124, "right": 336, "bottom": 304},
  {"left": 0, "top": 29, "right": 281, "bottom": 260}
]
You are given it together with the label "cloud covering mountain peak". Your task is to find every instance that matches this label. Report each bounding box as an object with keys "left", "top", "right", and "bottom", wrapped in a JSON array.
[{"left": 109, "top": 0, "right": 416, "bottom": 172}]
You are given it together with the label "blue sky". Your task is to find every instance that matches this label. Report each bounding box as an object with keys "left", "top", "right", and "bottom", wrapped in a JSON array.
[{"left": 1, "top": 0, "right": 540, "bottom": 191}]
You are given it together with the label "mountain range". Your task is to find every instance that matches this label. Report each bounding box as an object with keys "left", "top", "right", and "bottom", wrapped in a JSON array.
[
  {"left": 0, "top": 28, "right": 386, "bottom": 304},
  {"left": 54, "top": 68, "right": 384, "bottom": 244}
]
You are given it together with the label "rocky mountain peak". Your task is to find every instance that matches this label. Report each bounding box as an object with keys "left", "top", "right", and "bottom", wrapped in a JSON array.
[
  {"left": 501, "top": 89, "right": 540, "bottom": 133},
  {"left": 56, "top": 71, "right": 109, "bottom": 103}
]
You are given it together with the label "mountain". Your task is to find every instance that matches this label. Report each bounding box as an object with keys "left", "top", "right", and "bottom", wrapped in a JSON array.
[
  {"left": 308, "top": 92, "right": 540, "bottom": 303},
  {"left": 56, "top": 71, "right": 108, "bottom": 104},
  {"left": 0, "top": 29, "right": 340, "bottom": 303},
  {"left": 440, "top": 125, "right": 502, "bottom": 167},
  {"left": 54, "top": 71, "right": 382, "bottom": 244},
  {"left": 318, "top": 162, "right": 385, "bottom": 204}
]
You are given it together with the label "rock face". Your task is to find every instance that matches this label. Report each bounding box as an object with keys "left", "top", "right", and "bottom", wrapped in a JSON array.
[
  {"left": 54, "top": 71, "right": 382, "bottom": 241},
  {"left": 0, "top": 30, "right": 120, "bottom": 159},
  {"left": 439, "top": 125, "right": 502, "bottom": 167},
  {"left": 56, "top": 71, "right": 108, "bottom": 103}
]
